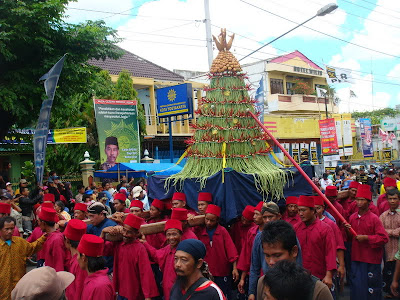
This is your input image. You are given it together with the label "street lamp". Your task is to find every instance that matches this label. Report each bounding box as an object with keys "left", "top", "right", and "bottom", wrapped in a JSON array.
[{"left": 239, "top": 3, "right": 338, "bottom": 61}]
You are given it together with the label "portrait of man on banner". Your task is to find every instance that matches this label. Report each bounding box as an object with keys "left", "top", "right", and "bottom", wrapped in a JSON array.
[{"left": 101, "top": 136, "right": 120, "bottom": 170}]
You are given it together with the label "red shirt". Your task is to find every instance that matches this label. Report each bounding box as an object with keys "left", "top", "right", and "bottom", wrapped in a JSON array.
[
  {"left": 27, "top": 227, "right": 45, "bottom": 260},
  {"left": 237, "top": 225, "right": 260, "bottom": 273},
  {"left": 65, "top": 254, "right": 88, "bottom": 300},
  {"left": 377, "top": 194, "right": 390, "bottom": 216},
  {"left": 348, "top": 201, "right": 380, "bottom": 217},
  {"left": 104, "top": 239, "right": 159, "bottom": 299},
  {"left": 146, "top": 218, "right": 167, "bottom": 249},
  {"left": 294, "top": 218, "right": 337, "bottom": 280},
  {"left": 326, "top": 201, "right": 345, "bottom": 224},
  {"left": 349, "top": 210, "right": 389, "bottom": 264},
  {"left": 182, "top": 227, "right": 198, "bottom": 240},
  {"left": 198, "top": 224, "right": 238, "bottom": 277},
  {"left": 81, "top": 269, "right": 114, "bottom": 300},
  {"left": 12, "top": 226, "right": 19, "bottom": 237},
  {"left": 144, "top": 242, "right": 176, "bottom": 300},
  {"left": 282, "top": 212, "right": 301, "bottom": 226},
  {"left": 321, "top": 217, "right": 345, "bottom": 250},
  {"left": 229, "top": 221, "right": 256, "bottom": 254},
  {"left": 42, "top": 231, "right": 68, "bottom": 271}
]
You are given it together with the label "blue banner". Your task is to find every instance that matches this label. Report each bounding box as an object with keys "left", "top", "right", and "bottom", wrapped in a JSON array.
[
  {"left": 359, "top": 118, "right": 373, "bottom": 157},
  {"left": 255, "top": 76, "right": 264, "bottom": 123},
  {"left": 156, "top": 83, "right": 193, "bottom": 117},
  {"left": 34, "top": 55, "right": 66, "bottom": 184}
]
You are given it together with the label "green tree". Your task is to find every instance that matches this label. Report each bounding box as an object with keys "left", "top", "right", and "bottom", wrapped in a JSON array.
[
  {"left": 0, "top": 0, "right": 122, "bottom": 139},
  {"left": 352, "top": 108, "right": 398, "bottom": 125},
  {"left": 113, "top": 70, "right": 147, "bottom": 141}
]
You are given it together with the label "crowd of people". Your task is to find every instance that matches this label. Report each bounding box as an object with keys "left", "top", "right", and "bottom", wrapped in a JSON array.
[{"left": 0, "top": 165, "right": 400, "bottom": 300}]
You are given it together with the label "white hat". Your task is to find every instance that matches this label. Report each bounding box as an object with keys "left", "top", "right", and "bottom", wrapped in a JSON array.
[
  {"left": 131, "top": 186, "right": 143, "bottom": 198},
  {"left": 11, "top": 266, "right": 75, "bottom": 300}
]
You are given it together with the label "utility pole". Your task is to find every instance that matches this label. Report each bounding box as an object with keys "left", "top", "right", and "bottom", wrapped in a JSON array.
[
  {"left": 204, "top": 0, "right": 213, "bottom": 69},
  {"left": 324, "top": 95, "right": 329, "bottom": 119}
]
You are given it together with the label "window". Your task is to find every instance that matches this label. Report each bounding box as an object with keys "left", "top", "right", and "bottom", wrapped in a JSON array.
[
  {"left": 270, "top": 78, "right": 284, "bottom": 94},
  {"left": 286, "top": 82, "right": 295, "bottom": 95}
]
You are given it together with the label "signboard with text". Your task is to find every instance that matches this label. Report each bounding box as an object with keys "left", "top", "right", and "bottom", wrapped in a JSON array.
[
  {"left": 94, "top": 99, "right": 140, "bottom": 170},
  {"left": 156, "top": 83, "right": 193, "bottom": 118},
  {"left": 319, "top": 118, "right": 339, "bottom": 155},
  {"left": 360, "top": 118, "right": 374, "bottom": 158}
]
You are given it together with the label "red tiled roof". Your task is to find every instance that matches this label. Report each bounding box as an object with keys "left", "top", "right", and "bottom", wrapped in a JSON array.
[{"left": 88, "top": 47, "right": 184, "bottom": 82}]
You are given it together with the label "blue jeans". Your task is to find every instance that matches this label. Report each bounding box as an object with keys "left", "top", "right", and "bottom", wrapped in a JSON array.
[{"left": 117, "top": 296, "right": 128, "bottom": 300}]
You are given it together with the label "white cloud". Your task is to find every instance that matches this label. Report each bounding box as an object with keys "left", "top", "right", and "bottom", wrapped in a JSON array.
[
  {"left": 340, "top": 0, "right": 400, "bottom": 60},
  {"left": 388, "top": 64, "right": 400, "bottom": 83},
  {"left": 65, "top": 0, "right": 347, "bottom": 72},
  {"left": 337, "top": 74, "right": 391, "bottom": 113},
  {"left": 328, "top": 54, "right": 361, "bottom": 71}
]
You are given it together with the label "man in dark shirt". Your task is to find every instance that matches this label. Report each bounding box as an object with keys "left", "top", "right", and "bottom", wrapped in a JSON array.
[
  {"left": 356, "top": 167, "right": 369, "bottom": 185},
  {"left": 170, "top": 239, "right": 226, "bottom": 300},
  {"left": 19, "top": 187, "right": 41, "bottom": 233}
]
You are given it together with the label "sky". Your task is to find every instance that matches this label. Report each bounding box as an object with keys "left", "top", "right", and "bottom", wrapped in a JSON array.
[{"left": 64, "top": 0, "right": 400, "bottom": 113}]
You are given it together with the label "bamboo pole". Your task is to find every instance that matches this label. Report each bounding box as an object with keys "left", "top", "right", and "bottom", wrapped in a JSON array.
[{"left": 248, "top": 110, "right": 357, "bottom": 237}]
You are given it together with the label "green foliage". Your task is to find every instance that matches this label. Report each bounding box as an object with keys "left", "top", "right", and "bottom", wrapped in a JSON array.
[
  {"left": 0, "top": 0, "right": 122, "bottom": 136},
  {"left": 21, "top": 161, "right": 36, "bottom": 184},
  {"left": 352, "top": 108, "right": 398, "bottom": 125},
  {"left": 113, "top": 70, "right": 147, "bottom": 141},
  {"left": 292, "top": 78, "right": 314, "bottom": 95}
]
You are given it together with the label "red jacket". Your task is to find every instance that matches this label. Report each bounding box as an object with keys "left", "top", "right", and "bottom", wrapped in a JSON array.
[
  {"left": 282, "top": 212, "right": 301, "bottom": 226},
  {"left": 349, "top": 210, "right": 388, "bottom": 264},
  {"left": 81, "top": 269, "right": 114, "bottom": 300},
  {"left": 377, "top": 194, "right": 390, "bottom": 216},
  {"left": 229, "top": 221, "right": 256, "bottom": 254},
  {"left": 42, "top": 231, "right": 68, "bottom": 271},
  {"left": 144, "top": 242, "right": 176, "bottom": 300},
  {"left": 321, "top": 217, "right": 345, "bottom": 250},
  {"left": 104, "top": 239, "right": 159, "bottom": 299},
  {"left": 181, "top": 227, "right": 198, "bottom": 240},
  {"left": 237, "top": 225, "right": 260, "bottom": 273},
  {"left": 348, "top": 201, "right": 379, "bottom": 217},
  {"left": 198, "top": 224, "right": 238, "bottom": 277},
  {"left": 27, "top": 227, "right": 45, "bottom": 260},
  {"left": 146, "top": 218, "right": 167, "bottom": 249},
  {"left": 338, "top": 197, "right": 354, "bottom": 220},
  {"left": 294, "top": 218, "right": 337, "bottom": 280},
  {"left": 65, "top": 254, "right": 88, "bottom": 300}
]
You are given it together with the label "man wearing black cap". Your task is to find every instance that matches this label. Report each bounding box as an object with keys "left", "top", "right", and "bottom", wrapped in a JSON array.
[
  {"left": 101, "top": 136, "right": 119, "bottom": 170},
  {"left": 170, "top": 239, "right": 226, "bottom": 300}
]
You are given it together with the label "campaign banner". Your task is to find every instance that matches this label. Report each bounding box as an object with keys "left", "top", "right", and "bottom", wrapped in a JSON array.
[
  {"left": 94, "top": 99, "right": 140, "bottom": 170},
  {"left": 333, "top": 114, "right": 344, "bottom": 156},
  {"left": 310, "top": 141, "right": 319, "bottom": 164},
  {"left": 291, "top": 143, "right": 300, "bottom": 163},
  {"left": 359, "top": 118, "right": 374, "bottom": 158},
  {"left": 319, "top": 118, "right": 339, "bottom": 155},
  {"left": 3, "top": 128, "right": 87, "bottom": 144},
  {"left": 325, "top": 66, "right": 353, "bottom": 84},
  {"left": 383, "top": 147, "right": 392, "bottom": 162},
  {"left": 342, "top": 113, "right": 353, "bottom": 156}
]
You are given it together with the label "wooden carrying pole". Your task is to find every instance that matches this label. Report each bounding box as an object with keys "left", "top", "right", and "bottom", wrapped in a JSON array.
[{"left": 247, "top": 110, "right": 357, "bottom": 237}]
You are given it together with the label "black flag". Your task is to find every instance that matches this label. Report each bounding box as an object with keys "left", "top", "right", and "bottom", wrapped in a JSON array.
[{"left": 34, "top": 55, "right": 66, "bottom": 184}]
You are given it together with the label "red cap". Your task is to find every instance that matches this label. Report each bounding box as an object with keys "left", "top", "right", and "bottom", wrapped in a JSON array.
[
  {"left": 164, "top": 199, "right": 173, "bottom": 210},
  {"left": 43, "top": 193, "right": 55, "bottom": 203},
  {"left": 64, "top": 219, "right": 87, "bottom": 241},
  {"left": 384, "top": 177, "right": 397, "bottom": 188},
  {"left": 151, "top": 199, "right": 164, "bottom": 211},
  {"left": 172, "top": 192, "right": 186, "bottom": 202},
  {"left": 242, "top": 205, "right": 255, "bottom": 221},
  {"left": 114, "top": 193, "right": 126, "bottom": 201},
  {"left": 74, "top": 203, "right": 87, "bottom": 212},
  {"left": 0, "top": 203, "right": 11, "bottom": 214},
  {"left": 164, "top": 219, "right": 183, "bottom": 232},
  {"left": 77, "top": 234, "right": 104, "bottom": 257},
  {"left": 39, "top": 207, "right": 57, "bottom": 222},
  {"left": 124, "top": 214, "right": 143, "bottom": 230},
  {"left": 286, "top": 196, "right": 298, "bottom": 205},
  {"left": 255, "top": 201, "right": 264, "bottom": 212},
  {"left": 198, "top": 192, "right": 212, "bottom": 203},
  {"left": 171, "top": 208, "right": 188, "bottom": 221},
  {"left": 313, "top": 196, "right": 325, "bottom": 206},
  {"left": 349, "top": 181, "right": 360, "bottom": 189},
  {"left": 325, "top": 186, "right": 338, "bottom": 197},
  {"left": 130, "top": 200, "right": 144, "bottom": 210},
  {"left": 41, "top": 202, "right": 54, "bottom": 209},
  {"left": 297, "top": 195, "right": 315, "bottom": 208},
  {"left": 356, "top": 184, "right": 372, "bottom": 201},
  {"left": 205, "top": 204, "right": 221, "bottom": 217}
]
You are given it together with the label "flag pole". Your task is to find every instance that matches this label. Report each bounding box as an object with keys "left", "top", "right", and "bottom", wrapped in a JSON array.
[{"left": 248, "top": 110, "right": 357, "bottom": 237}]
